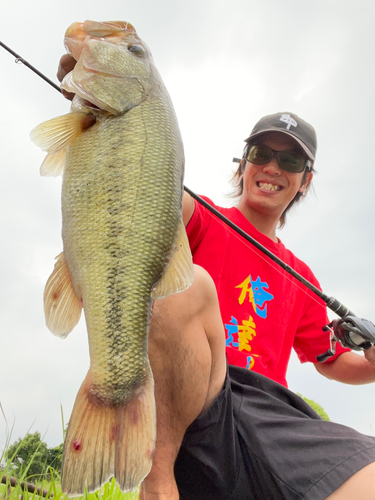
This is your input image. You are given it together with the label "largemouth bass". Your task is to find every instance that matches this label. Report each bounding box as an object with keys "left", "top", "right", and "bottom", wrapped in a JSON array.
[{"left": 30, "top": 20, "right": 194, "bottom": 496}]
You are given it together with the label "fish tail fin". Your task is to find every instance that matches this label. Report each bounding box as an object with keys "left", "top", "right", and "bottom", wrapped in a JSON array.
[
  {"left": 62, "top": 369, "right": 156, "bottom": 497},
  {"left": 114, "top": 368, "right": 156, "bottom": 492}
]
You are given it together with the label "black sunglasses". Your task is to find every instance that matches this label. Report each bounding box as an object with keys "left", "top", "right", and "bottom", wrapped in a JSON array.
[{"left": 244, "top": 143, "right": 312, "bottom": 173}]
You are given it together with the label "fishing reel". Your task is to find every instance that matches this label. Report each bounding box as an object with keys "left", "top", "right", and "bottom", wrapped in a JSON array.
[{"left": 317, "top": 315, "right": 375, "bottom": 362}]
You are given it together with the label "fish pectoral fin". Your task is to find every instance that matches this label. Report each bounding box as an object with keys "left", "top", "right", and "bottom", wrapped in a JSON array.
[
  {"left": 62, "top": 368, "right": 156, "bottom": 496},
  {"left": 40, "top": 149, "right": 66, "bottom": 177},
  {"left": 151, "top": 219, "right": 195, "bottom": 300},
  {"left": 44, "top": 252, "right": 83, "bottom": 338},
  {"left": 30, "top": 111, "right": 94, "bottom": 154}
]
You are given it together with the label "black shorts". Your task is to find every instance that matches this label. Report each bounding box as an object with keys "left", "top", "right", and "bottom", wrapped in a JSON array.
[{"left": 174, "top": 365, "right": 375, "bottom": 500}]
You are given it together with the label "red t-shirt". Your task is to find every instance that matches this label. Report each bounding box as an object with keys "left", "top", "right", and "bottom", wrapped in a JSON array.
[{"left": 186, "top": 197, "right": 349, "bottom": 387}]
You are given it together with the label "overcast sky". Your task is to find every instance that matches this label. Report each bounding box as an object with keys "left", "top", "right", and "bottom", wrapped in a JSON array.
[{"left": 1, "top": 0, "right": 375, "bottom": 452}]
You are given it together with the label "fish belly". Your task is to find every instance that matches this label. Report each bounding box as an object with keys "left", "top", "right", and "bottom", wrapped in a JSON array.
[{"left": 60, "top": 95, "right": 184, "bottom": 494}]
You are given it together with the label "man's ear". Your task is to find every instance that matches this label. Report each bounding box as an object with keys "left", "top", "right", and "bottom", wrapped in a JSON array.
[{"left": 299, "top": 171, "right": 313, "bottom": 193}]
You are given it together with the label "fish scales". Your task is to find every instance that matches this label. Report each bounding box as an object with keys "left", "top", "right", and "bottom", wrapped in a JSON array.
[
  {"left": 30, "top": 20, "right": 194, "bottom": 496},
  {"left": 63, "top": 96, "right": 182, "bottom": 404}
]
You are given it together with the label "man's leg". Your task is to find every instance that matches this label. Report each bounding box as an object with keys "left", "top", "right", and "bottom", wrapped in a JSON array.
[
  {"left": 326, "top": 462, "right": 375, "bottom": 500},
  {"left": 139, "top": 264, "right": 375, "bottom": 500},
  {"left": 139, "top": 265, "right": 227, "bottom": 500}
]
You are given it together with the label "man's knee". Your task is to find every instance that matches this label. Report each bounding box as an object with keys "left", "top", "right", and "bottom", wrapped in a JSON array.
[
  {"left": 151, "top": 265, "right": 220, "bottom": 328},
  {"left": 327, "top": 462, "right": 375, "bottom": 499},
  {"left": 149, "top": 265, "right": 226, "bottom": 378},
  {"left": 149, "top": 265, "right": 226, "bottom": 416}
]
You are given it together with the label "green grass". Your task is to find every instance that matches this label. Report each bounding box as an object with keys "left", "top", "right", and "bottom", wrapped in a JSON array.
[
  {"left": 0, "top": 474, "right": 139, "bottom": 500},
  {"left": 0, "top": 404, "right": 139, "bottom": 500}
]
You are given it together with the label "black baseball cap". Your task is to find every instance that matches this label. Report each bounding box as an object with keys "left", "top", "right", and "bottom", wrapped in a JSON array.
[{"left": 245, "top": 112, "right": 317, "bottom": 161}]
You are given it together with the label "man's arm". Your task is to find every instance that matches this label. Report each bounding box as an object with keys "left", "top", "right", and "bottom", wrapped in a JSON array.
[
  {"left": 314, "top": 347, "right": 375, "bottom": 384},
  {"left": 182, "top": 191, "right": 194, "bottom": 226}
]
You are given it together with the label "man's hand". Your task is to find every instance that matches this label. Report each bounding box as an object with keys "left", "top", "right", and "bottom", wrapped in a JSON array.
[
  {"left": 57, "top": 54, "right": 76, "bottom": 100},
  {"left": 364, "top": 345, "right": 375, "bottom": 368}
]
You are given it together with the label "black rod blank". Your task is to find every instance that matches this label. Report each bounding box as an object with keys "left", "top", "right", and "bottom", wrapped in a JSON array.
[
  {"left": 184, "top": 186, "right": 355, "bottom": 318},
  {"left": 0, "top": 38, "right": 356, "bottom": 320},
  {"left": 0, "top": 41, "right": 62, "bottom": 94}
]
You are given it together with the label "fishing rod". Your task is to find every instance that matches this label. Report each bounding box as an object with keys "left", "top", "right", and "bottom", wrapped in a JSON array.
[
  {"left": 185, "top": 188, "right": 375, "bottom": 361},
  {"left": 0, "top": 41, "right": 62, "bottom": 93},
  {"left": 2, "top": 41, "right": 374, "bottom": 361}
]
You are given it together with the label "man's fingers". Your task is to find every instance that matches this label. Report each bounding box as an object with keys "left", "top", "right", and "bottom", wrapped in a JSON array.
[
  {"left": 57, "top": 54, "right": 76, "bottom": 101},
  {"left": 57, "top": 54, "right": 76, "bottom": 82},
  {"left": 364, "top": 345, "right": 375, "bottom": 368},
  {"left": 61, "top": 89, "right": 76, "bottom": 101}
]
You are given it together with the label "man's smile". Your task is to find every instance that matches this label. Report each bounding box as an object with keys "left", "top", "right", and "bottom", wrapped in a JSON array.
[{"left": 256, "top": 181, "right": 283, "bottom": 192}]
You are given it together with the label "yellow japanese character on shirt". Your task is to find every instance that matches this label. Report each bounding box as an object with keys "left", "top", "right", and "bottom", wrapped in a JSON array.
[{"left": 238, "top": 316, "right": 256, "bottom": 352}]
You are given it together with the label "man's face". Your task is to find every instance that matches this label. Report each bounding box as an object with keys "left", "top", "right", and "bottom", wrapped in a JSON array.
[{"left": 239, "top": 132, "right": 313, "bottom": 220}]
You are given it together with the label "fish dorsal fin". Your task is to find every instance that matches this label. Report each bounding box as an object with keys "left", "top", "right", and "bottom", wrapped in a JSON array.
[
  {"left": 44, "top": 252, "right": 83, "bottom": 338},
  {"left": 40, "top": 149, "right": 66, "bottom": 177},
  {"left": 151, "top": 219, "right": 195, "bottom": 300},
  {"left": 30, "top": 112, "right": 91, "bottom": 154}
]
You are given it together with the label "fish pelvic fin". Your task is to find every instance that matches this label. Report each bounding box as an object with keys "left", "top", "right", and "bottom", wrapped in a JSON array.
[
  {"left": 44, "top": 252, "right": 83, "bottom": 338},
  {"left": 30, "top": 112, "right": 96, "bottom": 175},
  {"left": 62, "top": 368, "right": 156, "bottom": 497},
  {"left": 40, "top": 149, "right": 66, "bottom": 177},
  {"left": 151, "top": 219, "right": 195, "bottom": 300}
]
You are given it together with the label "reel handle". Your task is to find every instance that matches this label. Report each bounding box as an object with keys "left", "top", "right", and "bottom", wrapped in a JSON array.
[{"left": 317, "top": 316, "right": 375, "bottom": 362}]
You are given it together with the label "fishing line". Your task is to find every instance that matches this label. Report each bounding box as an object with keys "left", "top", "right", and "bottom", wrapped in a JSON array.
[
  {"left": 0, "top": 38, "right": 352, "bottom": 316},
  {"left": 3, "top": 40, "right": 375, "bottom": 355},
  {"left": 0, "top": 38, "right": 353, "bottom": 317},
  {"left": 184, "top": 192, "right": 375, "bottom": 359}
]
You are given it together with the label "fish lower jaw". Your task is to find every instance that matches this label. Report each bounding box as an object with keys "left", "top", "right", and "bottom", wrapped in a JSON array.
[{"left": 81, "top": 99, "right": 100, "bottom": 110}]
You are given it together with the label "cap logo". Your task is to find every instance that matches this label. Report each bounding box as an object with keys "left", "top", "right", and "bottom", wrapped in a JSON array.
[{"left": 279, "top": 114, "right": 297, "bottom": 130}]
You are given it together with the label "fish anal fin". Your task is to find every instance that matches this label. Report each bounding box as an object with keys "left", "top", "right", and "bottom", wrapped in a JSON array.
[
  {"left": 62, "top": 368, "right": 156, "bottom": 496},
  {"left": 151, "top": 219, "right": 195, "bottom": 300},
  {"left": 44, "top": 252, "right": 82, "bottom": 338},
  {"left": 40, "top": 149, "right": 66, "bottom": 177},
  {"left": 30, "top": 112, "right": 95, "bottom": 154}
]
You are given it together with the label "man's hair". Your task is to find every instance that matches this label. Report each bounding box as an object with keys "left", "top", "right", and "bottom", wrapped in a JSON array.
[{"left": 230, "top": 141, "right": 314, "bottom": 229}]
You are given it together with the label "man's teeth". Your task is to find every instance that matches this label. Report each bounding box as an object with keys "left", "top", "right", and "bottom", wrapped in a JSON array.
[{"left": 258, "top": 182, "right": 281, "bottom": 191}]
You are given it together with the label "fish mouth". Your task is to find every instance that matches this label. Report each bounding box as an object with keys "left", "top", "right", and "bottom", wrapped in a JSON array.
[
  {"left": 66, "top": 20, "right": 136, "bottom": 39},
  {"left": 62, "top": 19, "right": 150, "bottom": 115},
  {"left": 64, "top": 20, "right": 138, "bottom": 61}
]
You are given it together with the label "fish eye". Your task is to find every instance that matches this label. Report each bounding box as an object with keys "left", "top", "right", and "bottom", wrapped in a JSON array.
[{"left": 128, "top": 44, "right": 144, "bottom": 56}]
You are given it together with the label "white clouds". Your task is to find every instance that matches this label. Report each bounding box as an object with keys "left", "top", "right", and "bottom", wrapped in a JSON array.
[
  {"left": 1, "top": 0, "right": 375, "bottom": 450},
  {"left": 163, "top": 52, "right": 268, "bottom": 204}
]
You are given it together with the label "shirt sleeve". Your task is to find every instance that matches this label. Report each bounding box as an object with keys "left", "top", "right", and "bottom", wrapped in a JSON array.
[
  {"left": 293, "top": 269, "right": 351, "bottom": 364},
  {"left": 186, "top": 197, "right": 213, "bottom": 253}
]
